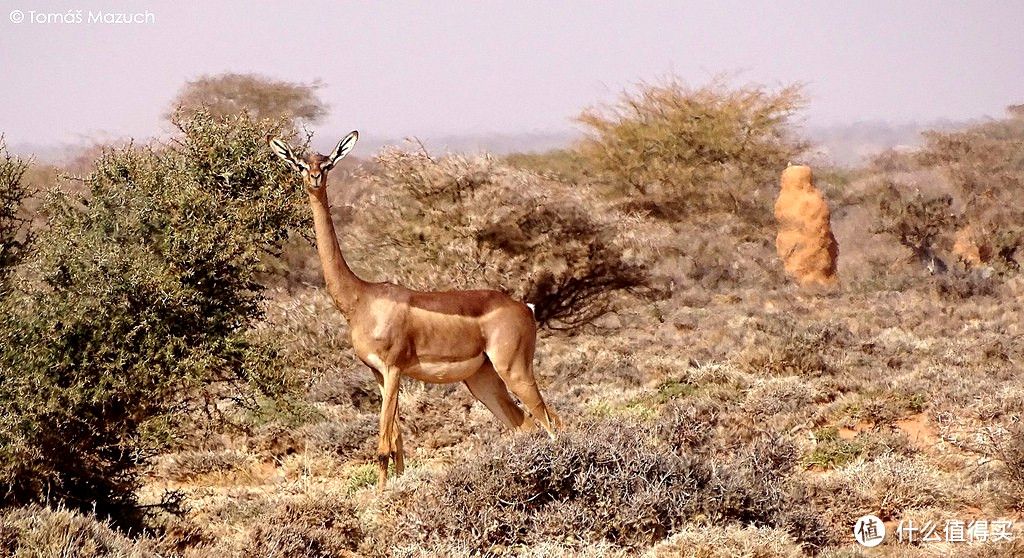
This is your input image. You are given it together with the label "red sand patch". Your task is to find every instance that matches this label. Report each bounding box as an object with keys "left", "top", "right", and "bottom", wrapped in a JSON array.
[
  {"left": 838, "top": 420, "right": 872, "bottom": 440},
  {"left": 896, "top": 413, "right": 942, "bottom": 450}
]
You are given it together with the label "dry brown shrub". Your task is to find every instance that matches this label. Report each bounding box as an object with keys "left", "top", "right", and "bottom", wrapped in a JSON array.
[
  {"left": 298, "top": 415, "right": 378, "bottom": 460},
  {"left": 984, "top": 424, "right": 1024, "bottom": 510},
  {"left": 346, "top": 148, "right": 656, "bottom": 331},
  {"left": 256, "top": 287, "right": 373, "bottom": 409},
  {"left": 240, "top": 494, "right": 363, "bottom": 558},
  {"left": 378, "top": 420, "right": 829, "bottom": 553},
  {"left": 673, "top": 217, "right": 787, "bottom": 291},
  {"left": 917, "top": 111, "right": 1024, "bottom": 274},
  {"left": 0, "top": 504, "right": 165, "bottom": 557},
  {"left": 656, "top": 398, "right": 721, "bottom": 453},
  {"left": 950, "top": 538, "right": 1024, "bottom": 558},
  {"left": 869, "top": 107, "right": 1024, "bottom": 280},
  {"left": 875, "top": 180, "right": 959, "bottom": 269},
  {"left": 736, "top": 319, "right": 851, "bottom": 378},
  {"left": 844, "top": 455, "right": 950, "bottom": 521},
  {"left": 742, "top": 377, "right": 816, "bottom": 424}
]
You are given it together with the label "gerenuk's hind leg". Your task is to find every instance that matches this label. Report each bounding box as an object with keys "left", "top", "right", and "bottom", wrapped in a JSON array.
[
  {"left": 464, "top": 360, "right": 536, "bottom": 432},
  {"left": 486, "top": 343, "right": 560, "bottom": 436}
]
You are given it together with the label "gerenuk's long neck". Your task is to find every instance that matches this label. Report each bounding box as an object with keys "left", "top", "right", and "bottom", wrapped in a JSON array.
[{"left": 308, "top": 188, "right": 368, "bottom": 315}]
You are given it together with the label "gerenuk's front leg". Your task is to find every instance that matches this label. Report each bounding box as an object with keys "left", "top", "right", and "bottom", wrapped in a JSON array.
[{"left": 377, "top": 368, "right": 402, "bottom": 489}]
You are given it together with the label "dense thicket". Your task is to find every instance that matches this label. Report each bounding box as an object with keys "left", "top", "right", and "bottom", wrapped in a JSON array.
[{"left": 0, "top": 111, "right": 306, "bottom": 518}]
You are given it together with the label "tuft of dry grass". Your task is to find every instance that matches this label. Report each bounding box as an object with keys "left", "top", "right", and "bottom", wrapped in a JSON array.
[
  {"left": 155, "top": 451, "right": 254, "bottom": 483},
  {"left": 651, "top": 525, "right": 804, "bottom": 558},
  {"left": 238, "top": 493, "right": 363, "bottom": 558}
]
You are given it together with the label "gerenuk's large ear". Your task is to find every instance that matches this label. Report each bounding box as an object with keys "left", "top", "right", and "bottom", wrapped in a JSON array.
[
  {"left": 324, "top": 131, "right": 359, "bottom": 169},
  {"left": 269, "top": 137, "right": 302, "bottom": 171}
]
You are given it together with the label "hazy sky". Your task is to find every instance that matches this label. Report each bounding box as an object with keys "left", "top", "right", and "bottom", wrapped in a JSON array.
[{"left": 2, "top": 1, "right": 1022, "bottom": 152}]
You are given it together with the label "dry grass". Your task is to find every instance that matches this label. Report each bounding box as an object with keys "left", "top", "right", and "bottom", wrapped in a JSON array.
[{"left": 651, "top": 525, "right": 804, "bottom": 558}]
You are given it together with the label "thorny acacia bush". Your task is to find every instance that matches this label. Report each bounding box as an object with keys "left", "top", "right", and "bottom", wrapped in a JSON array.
[
  {"left": 346, "top": 148, "right": 655, "bottom": 331},
  {"left": 871, "top": 178, "right": 999, "bottom": 297},
  {"left": 875, "top": 180, "right": 959, "bottom": 264},
  {"left": 575, "top": 78, "right": 807, "bottom": 224},
  {"left": 380, "top": 421, "right": 830, "bottom": 553},
  {"left": 0, "top": 140, "right": 32, "bottom": 293},
  {"left": 0, "top": 110, "right": 307, "bottom": 520},
  {"left": 167, "top": 72, "right": 328, "bottom": 126}
]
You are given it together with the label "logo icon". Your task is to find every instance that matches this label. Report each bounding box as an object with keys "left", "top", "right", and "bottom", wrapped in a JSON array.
[{"left": 855, "top": 515, "right": 886, "bottom": 547}]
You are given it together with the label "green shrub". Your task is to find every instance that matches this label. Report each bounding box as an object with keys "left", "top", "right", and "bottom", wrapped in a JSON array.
[
  {"left": 805, "top": 427, "right": 863, "bottom": 469},
  {"left": 0, "top": 110, "right": 306, "bottom": 519},
  {"left": 300, "top": 416, "right": 377, "bottom": 459},
  {"left": 574, "top": 77, "right": 806, "bottom": 223},
  {"left": 167, "top": 72, "right": 327, "bottom": 125}
]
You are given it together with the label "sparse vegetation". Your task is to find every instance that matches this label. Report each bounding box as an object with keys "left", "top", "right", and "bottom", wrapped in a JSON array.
[
  {"left": 239, "top": 495, "right": 363, "bottom": 558},
  {"left": 3, "top": 76, "right": 1023, "bottom": 557},
  {"left": 916, "top": 108, "right": 1024, "bottom": 274},
  {"left": 0, "top": 504, "right": 167, "bottom": 557},
  {"left": 872, "top": 105, "right": 1024, "bottom": 278},
  {"left": 374, "top": 421, "right": 829, "bottom": 553}
]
